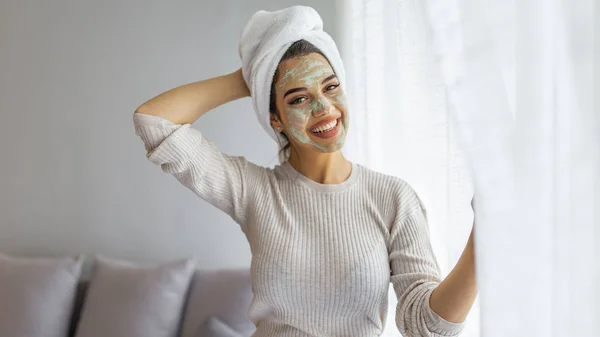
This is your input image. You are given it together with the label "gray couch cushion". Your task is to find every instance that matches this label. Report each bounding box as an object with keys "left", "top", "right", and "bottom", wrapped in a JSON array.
[
  {"left": 180, "top": 269, "right": 255, "bottom": 337},
  {"left": 195, "top": 316, "right": 243, "bottom": 337},
  {"left": 74, "top": 256, "right": 195, "bottom": 337},
  {"left": 0, "top": 253, "right": 84, "bottom": 337}
]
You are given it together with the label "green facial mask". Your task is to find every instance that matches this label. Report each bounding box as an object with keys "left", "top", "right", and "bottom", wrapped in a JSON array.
[{"left": 279, "top": 57, "right": 349, "bottom": 152}]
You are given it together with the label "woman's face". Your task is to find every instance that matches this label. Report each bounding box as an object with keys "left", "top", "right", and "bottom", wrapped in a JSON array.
[{"left": 271, "top": 53, "right": 349, "bottom": 153}]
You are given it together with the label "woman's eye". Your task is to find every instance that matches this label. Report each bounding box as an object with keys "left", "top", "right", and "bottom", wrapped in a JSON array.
[
  {"left": 290, "top": 97, "right": 306, "bottom": 105},
  {"left": 326, "top": 83, "right": 340, "bottom": 91}
]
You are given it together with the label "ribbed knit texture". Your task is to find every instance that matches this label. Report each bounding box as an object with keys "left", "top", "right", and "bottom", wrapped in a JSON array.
[{"left": 133, "top": 113, "right": 466, "bottom": 337}]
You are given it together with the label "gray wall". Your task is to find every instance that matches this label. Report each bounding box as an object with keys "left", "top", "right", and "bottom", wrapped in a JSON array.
[{"left": 0, "top": 0, "right": 338, "bottom": 271}]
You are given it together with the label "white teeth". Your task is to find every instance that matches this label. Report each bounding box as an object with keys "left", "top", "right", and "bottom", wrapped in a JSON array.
[{"left": 311, "top": 120, "right": 338, "bottom": 133}]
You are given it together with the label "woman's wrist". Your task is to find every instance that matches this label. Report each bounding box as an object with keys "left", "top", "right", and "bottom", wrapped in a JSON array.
[{"left": 230, "top": 68, "right": 251, "bottom": 98}]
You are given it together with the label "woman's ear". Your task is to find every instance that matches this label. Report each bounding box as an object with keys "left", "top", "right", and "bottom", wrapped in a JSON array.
[{"left": 270, "top": 113, "right": 283, "bottom": 132}]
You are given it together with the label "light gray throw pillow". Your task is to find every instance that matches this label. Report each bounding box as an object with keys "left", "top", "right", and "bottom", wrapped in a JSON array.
[
  {"left": 74, "top": 256, "right": 195, "bottom": 337},
  {"left": 196, "top": 317, "right": 243, "bottom": 337},
  {"left": 0, "top": 253, "right": 84, "bottom": 337}
]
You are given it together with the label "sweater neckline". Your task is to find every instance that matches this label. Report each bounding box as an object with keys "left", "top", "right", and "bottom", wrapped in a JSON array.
[{"left": 280, "top": 160, "right": 360, "bottom": 192}]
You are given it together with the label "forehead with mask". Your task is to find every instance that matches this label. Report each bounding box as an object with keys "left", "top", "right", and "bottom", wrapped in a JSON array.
[{"left": 270, "top": 41, "right": 349, "bottom": 155}]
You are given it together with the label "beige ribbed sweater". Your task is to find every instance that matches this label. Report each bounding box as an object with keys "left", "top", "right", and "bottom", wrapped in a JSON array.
[{"left": 133, "top": 113, "right": 465, "bottom": 337}]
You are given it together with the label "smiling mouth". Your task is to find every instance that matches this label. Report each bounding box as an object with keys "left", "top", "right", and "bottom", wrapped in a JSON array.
[{"left": 309, "top": 117, "right": 342, "bottom": 139}]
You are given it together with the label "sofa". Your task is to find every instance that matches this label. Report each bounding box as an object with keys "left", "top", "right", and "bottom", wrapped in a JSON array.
[{"left": 0, "top": 253, "right": 256, "bottom": 337}]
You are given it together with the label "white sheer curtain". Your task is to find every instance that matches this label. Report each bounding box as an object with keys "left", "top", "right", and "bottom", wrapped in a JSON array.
[
  {"left": 339, "top": 0, "right": 599, "bottom": 336},
  {"left": 338, "top": 0, "right": 479, "bottom": 336},
  {"left": 423, "top": 0, "right": 600, "bottom": 336}
]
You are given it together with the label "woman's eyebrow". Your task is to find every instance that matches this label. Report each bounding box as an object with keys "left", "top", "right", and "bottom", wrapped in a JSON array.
[
  {"left": 283, "top": 74, "right": 338, "bottom": 98},
  {"left": 321, "top": 74, "right": 337, "bottom": 84},
  {"left": 284, "top": 87, "right": 306, "bottom": 98}
]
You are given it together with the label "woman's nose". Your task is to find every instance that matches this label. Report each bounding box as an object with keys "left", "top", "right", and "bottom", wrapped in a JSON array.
[{"left": 312, "top": 97, "right": 334, "bottom": 117}]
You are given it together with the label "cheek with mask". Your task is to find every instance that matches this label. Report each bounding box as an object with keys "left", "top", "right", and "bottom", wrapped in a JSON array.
[{"left": 329, "top": 91, "right": 349, "bottom": 148}]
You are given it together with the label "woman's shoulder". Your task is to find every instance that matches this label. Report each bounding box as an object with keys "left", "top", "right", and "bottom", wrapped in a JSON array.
[
  {"left": 241, "top": 159, "right": 295, "bottom": 186},
  {"left": 357, "top": 164, "right": 424, "bottom": 213},
  {"left": 358, "top": 164, "right": 415, "bottom": 192}
]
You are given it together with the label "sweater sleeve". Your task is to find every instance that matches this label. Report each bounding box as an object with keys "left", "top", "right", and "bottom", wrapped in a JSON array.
[
  {"left": 389, "top": 191, "right": 466, "bottom": 337},
  {"left": 133, "top": 112, "right": 252, "bottom": 226}
]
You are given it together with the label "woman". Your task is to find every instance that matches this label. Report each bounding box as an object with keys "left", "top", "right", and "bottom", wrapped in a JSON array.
[{"left": 133, "top": 6, "right": 476, "bottom": 337}]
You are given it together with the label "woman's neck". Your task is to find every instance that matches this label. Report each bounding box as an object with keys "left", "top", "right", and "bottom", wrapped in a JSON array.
[{"left": 288, "top": 149, "right": 352, "bottom": 185}]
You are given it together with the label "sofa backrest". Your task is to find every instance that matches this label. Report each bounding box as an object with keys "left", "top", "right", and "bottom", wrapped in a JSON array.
[{"left": 67, "top": 268, "right": 255, "bottom": 337}]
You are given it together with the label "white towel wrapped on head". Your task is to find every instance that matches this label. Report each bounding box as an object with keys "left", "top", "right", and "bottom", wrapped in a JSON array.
[{"left": 238, "top": 5, "right": 346, "bottom": 144}]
